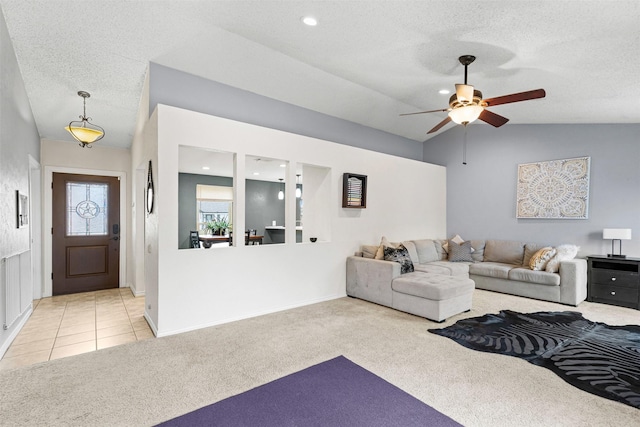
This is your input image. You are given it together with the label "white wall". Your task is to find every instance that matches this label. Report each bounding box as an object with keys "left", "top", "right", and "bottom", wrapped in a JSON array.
[
  {"left": 150, "top": 105, "right": 446, "bottom": 336},
  {"left": 0, "top": 6, "right": 41, "bottom": 357},
  {"left": 40, "top": 139, "right": 131, "bottom": 296}
]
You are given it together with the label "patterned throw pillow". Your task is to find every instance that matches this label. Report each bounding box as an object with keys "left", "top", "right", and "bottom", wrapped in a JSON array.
[
  {"left": 448, "top": 240, "right": 474, "bottom": 262},
  {"left": 529, "top": 247, "right": 557, "bottom": 271},
  {"left": 384, "top": 244, "right": 414, "bottom": 274}
]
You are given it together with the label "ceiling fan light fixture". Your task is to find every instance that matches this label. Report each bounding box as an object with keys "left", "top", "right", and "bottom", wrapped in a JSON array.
[
  {"left": 65, "top": 91, "right": 105, "bottom": 148},
  {"left": 448, "top": 104, "right": 484, "bottom": 125},
  {"left": 455, "top": 84, "right": 474, "bottom": 104}
]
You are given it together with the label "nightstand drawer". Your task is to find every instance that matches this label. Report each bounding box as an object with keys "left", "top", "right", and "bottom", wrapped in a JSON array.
[
  {"left": 590, "top": 283, "right": 639, "bottom": 304},
  {"left": 591, "top": 269, "right": 638, "bottom": 288}
]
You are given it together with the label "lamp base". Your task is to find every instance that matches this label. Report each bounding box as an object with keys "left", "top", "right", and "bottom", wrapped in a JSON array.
[{"left": 607, "top": 254, "right": 627, "bottom": 259}]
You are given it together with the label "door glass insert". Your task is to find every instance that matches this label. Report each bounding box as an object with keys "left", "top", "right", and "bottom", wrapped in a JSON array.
[{"left": 66, "top": 182, "right": 108, "bottom": 236}]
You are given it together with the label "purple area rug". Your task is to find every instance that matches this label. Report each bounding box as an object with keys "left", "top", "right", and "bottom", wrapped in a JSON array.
[{"left": 156, "top": 356, "right": 461, "bottom": 426}]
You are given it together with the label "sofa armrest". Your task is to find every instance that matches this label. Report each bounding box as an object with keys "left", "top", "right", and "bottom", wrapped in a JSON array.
[
  {"left": 346, "top": 256, "right": 400, "bottom": 307},
  {"left": 558, "top": 259, "right": 588, "bottom": 306}
]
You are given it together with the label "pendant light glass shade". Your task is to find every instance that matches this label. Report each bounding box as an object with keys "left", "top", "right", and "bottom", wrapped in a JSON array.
[
  {"left": 66, "top": 91, "right": 105, "bottom": 147},
  {"left": 295, "top": 174, "right": 301, "bottom": 198},
  {"left": 278, "top": 178, "right": 284, "bottom": 200}
]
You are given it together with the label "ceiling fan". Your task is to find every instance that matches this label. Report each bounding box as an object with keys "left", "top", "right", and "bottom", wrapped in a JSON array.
[{"left": 401, "top": 55, "right": 546, "bottom": 134}]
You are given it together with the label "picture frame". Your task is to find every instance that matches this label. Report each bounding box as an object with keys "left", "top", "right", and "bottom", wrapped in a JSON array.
[
  {"left": 16, "top": 190, "right": 28, "bottom": 228},
  {"left": 342, "top": 173, "right": 367, "bottom": 208},
  {"left": 516, "top": 156, "right": 590, "bottom": 219}
]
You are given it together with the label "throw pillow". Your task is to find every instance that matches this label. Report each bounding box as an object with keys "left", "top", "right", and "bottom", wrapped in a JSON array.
[
  {"left": 384, "top": 244, "right": 414, "bottom": 274},
  {"left": 448, "top": 240, "right": 474, "bottom": 262},
  {"left": 529, "top": 247, "right": 557, "bottom": 271},
  {"left": 442, "top": 234, "right": 464, "bottom": 253},
  {"left": 361, "top": 245, "right": 379, "bottom": 259},
  {"left": 545, "top": 244, "right": 579, "bottom": 273},
  {"left": 375, "top": 236, "right": 399, "bottom": 260}
]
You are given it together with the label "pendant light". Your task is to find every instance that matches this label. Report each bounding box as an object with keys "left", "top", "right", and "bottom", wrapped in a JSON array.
[
  {"left": 295, "top": 174, "right": 302, "bottom": 198},
  {"left": 278, "top": 178, "right": 284, "bottom": 200},
  {"left": 65, "top": 91, "right": 105, "bottom": 148}
]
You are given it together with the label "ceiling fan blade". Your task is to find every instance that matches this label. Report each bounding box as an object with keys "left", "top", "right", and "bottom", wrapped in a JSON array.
[
  {"left": 427, "top": 116, "right": 452, "bottom": 134},
  {"left": 400, "top": 108, "right": 449, "bottom": 116},
  {"left": 479, "top": 109, "right": 509, "bottom": 128},
  {"left": 482, "top": 89, "right": 546, "bottom": 107}
]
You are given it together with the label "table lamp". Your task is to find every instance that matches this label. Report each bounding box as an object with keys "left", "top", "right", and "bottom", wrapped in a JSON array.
[{"left": 603, "top": 228, "right": 632, "bottom": 258}]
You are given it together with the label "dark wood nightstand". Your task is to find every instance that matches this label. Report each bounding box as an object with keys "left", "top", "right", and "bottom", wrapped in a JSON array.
[{"left": 587, "top": 256, "right": 640, "bottom": 310}]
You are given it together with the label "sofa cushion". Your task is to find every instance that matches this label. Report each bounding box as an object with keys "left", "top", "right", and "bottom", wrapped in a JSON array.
[
  {"left": 415, "top": 261, "right": 470, "bottom": 276},
  {"left": 448, "top": 240, "right": 474, "bottom": 262},
  {"left": 384, "top": 244, "right": 414, "bottom": 274},
  {"left": 413, "top": 239, "right": 439, "bottom": 263},
  {"left": 434, "top": 239, "right": 448, "bottom": 261},
  {"left": 392, "top": 272, "right": 475, "bottom": 300},
  {"left": 469, "top": 262, "right": 518, "bottom": 279},
  {"left": 529, "top": 247, "right": 556, "bottom": 271},
  {"left": 509, "top": 268, "right": 561, "bottom": 286},
  {"left": 483, "top": 240, "right": 526, "bottom": 265},
  {"left": 401, "top": 240, "right": 420, "bottom": 264},
  {"left": 470, "top": 240, "right": 485, "bottom": 262}
]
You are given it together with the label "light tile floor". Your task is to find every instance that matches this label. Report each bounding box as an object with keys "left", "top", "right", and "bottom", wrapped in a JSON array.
[{"left": 0, "top": 288, "right": 154, "bottom": 370}]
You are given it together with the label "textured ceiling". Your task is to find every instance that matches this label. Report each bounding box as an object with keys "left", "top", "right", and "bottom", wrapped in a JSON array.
[{"left": 1, "top": 1, "right": 638, "bottom": 149}]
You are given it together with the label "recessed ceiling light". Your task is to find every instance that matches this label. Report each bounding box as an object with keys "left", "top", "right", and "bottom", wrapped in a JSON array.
[
  {"left": 202, "top": 166, "right": 210, "bottom": 170},
  {"left": 253, "top": 172, "right": 260, "bottom": 176},
  {"left": 280, "top": 164, "right": 286, "bottom": 168},
  {"left": 302, "top": 16, "right": 317, "bottom": 26},
  {"left": 439, "top": 89, "right": 450, "bottom": 95}
]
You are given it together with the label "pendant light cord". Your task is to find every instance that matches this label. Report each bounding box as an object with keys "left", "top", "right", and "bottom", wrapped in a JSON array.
[{"left": 462, "top": 125, "right": 468, "bottom": 165}]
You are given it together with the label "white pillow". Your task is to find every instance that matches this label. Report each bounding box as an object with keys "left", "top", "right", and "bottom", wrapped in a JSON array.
[{"left": 545, "top": 244, "right": 579, "bottom": 273}]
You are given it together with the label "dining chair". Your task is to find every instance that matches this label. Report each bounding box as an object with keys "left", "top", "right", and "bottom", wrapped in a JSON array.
[
  {"left": 245, "top": 229, "right": 257, "bottom": 245},
  {"left": 189, "top": 230, "right": 201, "bottom": 248}
]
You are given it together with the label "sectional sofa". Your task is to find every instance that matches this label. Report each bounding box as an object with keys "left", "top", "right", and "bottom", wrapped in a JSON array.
[{"left": 346, "top": 238, "right": 587, "bottom": 321}]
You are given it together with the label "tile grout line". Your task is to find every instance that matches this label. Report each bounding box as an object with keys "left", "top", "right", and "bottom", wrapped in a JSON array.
[{"left": 48, "top": 300, "right": 69, "bottom": 361}]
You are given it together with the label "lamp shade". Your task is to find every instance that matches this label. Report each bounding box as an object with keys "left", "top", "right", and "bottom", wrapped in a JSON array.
[
  {"left": 603, "top": 228, "right": 632, "bottom": 240},
  {"left": 448, "top": 104, "right": 484, "bottom": 125}
]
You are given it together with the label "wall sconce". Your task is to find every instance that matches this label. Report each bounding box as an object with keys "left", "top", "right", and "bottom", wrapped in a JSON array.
[
  {"left": 65, "top": 91, "right": 105, "bottom": 147},
  {"left": 278, "top": 178, "right": 284, "bottom": 200},
  {"left": 603, "top": 228, "right": 632, "bottom": 258}
]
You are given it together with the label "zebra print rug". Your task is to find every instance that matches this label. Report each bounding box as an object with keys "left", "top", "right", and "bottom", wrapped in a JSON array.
[{"left": 429, "top": 310, "right": 640, "bottom": 409}]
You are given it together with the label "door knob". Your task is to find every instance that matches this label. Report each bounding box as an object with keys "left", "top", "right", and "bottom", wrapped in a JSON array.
[{"left": 111, "top": 236, "right": 119, "bottom": 241}]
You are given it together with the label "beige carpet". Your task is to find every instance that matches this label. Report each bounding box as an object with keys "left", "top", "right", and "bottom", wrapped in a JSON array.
[{"left": 1, "top": 289, "right": 638, "bottom": 426}]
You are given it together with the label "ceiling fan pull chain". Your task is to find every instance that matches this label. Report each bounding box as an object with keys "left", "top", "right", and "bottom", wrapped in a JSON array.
[{"left": 462, "top": 125, "right": 468, "bottom": 165}]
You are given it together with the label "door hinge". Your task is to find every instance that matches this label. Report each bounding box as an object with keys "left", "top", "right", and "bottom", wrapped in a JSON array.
[
  {"left": 51, "top": 227, "right": 53, "bottom": 234},
  {"left": 51, "top": 182, "right": 53, "bottom": 189},
  {"left": 51, "top": 273, "right": 53, "bottom": 280}
]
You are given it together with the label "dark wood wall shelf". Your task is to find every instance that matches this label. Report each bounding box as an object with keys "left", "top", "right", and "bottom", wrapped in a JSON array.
[
  {"left": 587, "top": 255, "right": 640, "bottom": 310},
  {"left": 342, "top": 173, "right": 367, "bottom": 209}
]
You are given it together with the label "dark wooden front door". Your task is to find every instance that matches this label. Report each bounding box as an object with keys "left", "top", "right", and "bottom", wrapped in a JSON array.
[{"left": 53, "top": 173, "right": 120, "bottom": 295}]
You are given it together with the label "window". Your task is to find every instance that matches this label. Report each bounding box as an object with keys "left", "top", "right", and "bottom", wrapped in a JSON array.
[
  {"left": 196, "top": 184, "right": 233, "bottom": 232},
  {"left": 66, "top": 181, "right": 108, "bottom": 236}
]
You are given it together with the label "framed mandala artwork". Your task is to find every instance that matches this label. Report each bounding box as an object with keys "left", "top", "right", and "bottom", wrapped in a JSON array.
[{"left": 516, "top": 157, "right": 590, "bottom": 219}]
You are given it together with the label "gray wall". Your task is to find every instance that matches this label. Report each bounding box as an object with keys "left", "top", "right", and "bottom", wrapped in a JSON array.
[
  {"left": 0, "top": 7, "right": 41, "bottom": 353},
  {"left": 149, "top": 63, "right": 423, "bottom": 161},
  {"left": 423, "top": 123, "right": 640, "bottom": 258}
]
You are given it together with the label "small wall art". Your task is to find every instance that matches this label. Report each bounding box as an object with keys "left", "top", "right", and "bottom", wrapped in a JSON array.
[
  {"left": 516, "top": 156, "right": 590, "bottom": 219},
  {"left": 16, "top": 190, "right": 28, "bottom": 228},
  {"left": 342, "top": 173, "right": 367, "bottom": 208}
]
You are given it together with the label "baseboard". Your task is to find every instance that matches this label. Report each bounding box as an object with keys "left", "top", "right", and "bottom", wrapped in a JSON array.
[
  {"left": 128, "top": 283, "right": 145, "bottom": 297},
  {"left": 155, "top": 293, "right": 346, "bottom": 338},
  {"left": 0, "top": 305, "right": 33, "bottom": 359},
  {"left": 143, "top": 311, "right": 158, "bottom": 337}
]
